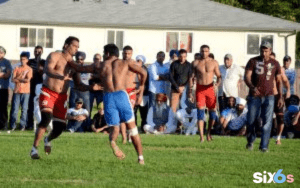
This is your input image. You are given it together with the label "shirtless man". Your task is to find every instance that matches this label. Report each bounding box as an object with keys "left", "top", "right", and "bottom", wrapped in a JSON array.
[
  {"left": 270, "top": 53, "right": 290, "bottom": 145},
  {"left": 68, "top": 44, "right": 147, "bottom": 164},
  {"left": 120, "top": 45, "right": 139, "bottom": 144},
  {"left": 30, "top": 36, "right": 92, "bottom": 159},
  {"left": 188, "top": 45, "right": 222, "bottom": 142}
]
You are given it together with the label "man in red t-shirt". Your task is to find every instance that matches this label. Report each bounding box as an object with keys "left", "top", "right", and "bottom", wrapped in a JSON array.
[{"left": 244, "top": 41, "right": 283, "bottom": 152}]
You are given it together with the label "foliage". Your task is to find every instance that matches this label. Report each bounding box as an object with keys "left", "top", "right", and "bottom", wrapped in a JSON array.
[{"left": 213, "top": 0, "right": 300, "bottom": 60}]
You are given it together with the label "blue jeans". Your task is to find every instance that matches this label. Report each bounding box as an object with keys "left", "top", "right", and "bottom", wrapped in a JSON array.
[
  {"left": 247, "top": 95, "right": 275, "bottom": 149},
  {"left": 10, "top": 93, "right": 30, "bottom": 129},
  {"left": 89, "top": 90, "right": 104, "bottom": 112},
  {"left": 67, "top": 120, "right": 85, "bottom": 132}
]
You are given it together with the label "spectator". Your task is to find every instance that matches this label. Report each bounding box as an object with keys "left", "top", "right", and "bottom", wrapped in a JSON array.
[
  {"left": 209, "top": 53, "right": 214, "bottom": 60},
  {"left": 164, "top": 49, "right": 179, "bottom": 99},
  {"left": 27, "top": 46, "right": 46, "bottom": 129},
  {"left": 244, "top": 41, "right": 283, "bottom": 152},
  {"left": 0, "top": 46, "right": 12, "bottom": 130},
  {"left": 283, "top": 55, "right": 296, "bottom": 95},
  {"left": 148, "top": 51, "right": 170, "bottom": 107},
  {"left": 144, "top": 93, "right": 177, "bottom": 134},
  {"left": 134, "top": 55, "right": 149, "bottom": 132},
  {"left": 10, "top": 52, "right": 33, "bottom": 131},
  {"left": 169, "top": 49, "right": 192, "bottom": 113},
  {"left": 284, "top": 95, "right": 300, "bottom": 134},
  {"left": 194, "top": 53, "right": 202, "bottom": 60},
  {"left": 220, "top": 97, "right": 248, "bottom": 136},
  {"left": 90, "top": 107, "right": 109, "bottom": 133},
  {"left": 67, "top": 98, "right": 89, "bottom": 133},
  {"left": 176, "top": 105, "right": 198, "bottom": 135},
  {"left": 69, "top": 51, "right": 91, "bottom": 118},
  {"left": 89, "top": 53, "right": 103, "bottom": 113},
  {"left": 218, "top": 54, "right": 244, "bottom": 113}
]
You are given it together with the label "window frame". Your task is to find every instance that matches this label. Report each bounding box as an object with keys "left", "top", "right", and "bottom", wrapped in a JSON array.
[
  {"left": 105, "top": 29, "right": 125, "bottom": 51},
  {"left": 18, "top": 26, "right": 54, "bottom": 49},
  {"left": 165, "top": 31, "right": 194, "bottom": 53},
  {"left": 245, "top": 33, "right": 276, "bottom": 56}
]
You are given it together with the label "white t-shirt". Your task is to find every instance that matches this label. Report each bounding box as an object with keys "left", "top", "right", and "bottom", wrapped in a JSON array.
[
  {"left": 67, "top": 108, "right": 89, "bottom": 117},
  {"left": 219, "top": 64, "right": 244, "bottom": 97}
]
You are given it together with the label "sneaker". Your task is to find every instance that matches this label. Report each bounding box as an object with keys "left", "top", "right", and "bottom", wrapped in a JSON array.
[
  {"left": 20, "top": 127, "right": 25, "bottom": 131},
  {"left": 44, "top": 137, "right": 51, "bottom": 155},
  {"left": 246, "top": 143, "right": 253, "bottom": 151},
  {"left": 68, "top": 129, "right": 74, "bottom": 133},
  {"left": 30, "top": 147, "right": 40, "bottom": 160},
  {"left": 260, "top": 148, "right": 269, "bottom": 153}
]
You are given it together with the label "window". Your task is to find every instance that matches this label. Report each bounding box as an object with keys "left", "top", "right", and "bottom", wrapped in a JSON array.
[
  {"left": 20, "top": 28, "right": 53, "bottom": 48},
  {"left": 247, "top": 34, "right": 274, "bottom": 55},
  {"left": 107, "top": 30, "right": 124, "bottom": 50},
  {"left": 166, "top": 32, "right": 193, "bottom": 53}
]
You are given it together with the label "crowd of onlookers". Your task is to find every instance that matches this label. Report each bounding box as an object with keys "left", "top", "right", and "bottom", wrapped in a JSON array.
[{"left": 0, "top": 44, "right": 299, "bottom": 140}]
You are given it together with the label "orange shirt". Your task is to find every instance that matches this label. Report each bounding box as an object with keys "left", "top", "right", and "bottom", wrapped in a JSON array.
[{"left": 13, "top": 65, "right": 32, "bottom": 93}]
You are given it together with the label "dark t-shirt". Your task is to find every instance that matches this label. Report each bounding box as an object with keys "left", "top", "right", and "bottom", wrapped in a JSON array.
[
  {"left": 91, "top": 113, "right": 106, "bottom": 129},
  {"left": 245, "top": 56, "right": 280, "bottom": 96},
  {"left": 169, "top": 60, "right": 192, "bottom": 91},
  {"left": 28, "top": 58, "right": 45, "bottom": 84}
]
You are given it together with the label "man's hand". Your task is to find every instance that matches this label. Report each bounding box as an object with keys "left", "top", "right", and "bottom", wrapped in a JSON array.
[
  {"left": 188, "top": 93, "right": 194, "bottom": 103},
  {"left": 136, "top": 95, "right": 143, "bottom": 106},
  {"left": 178, "top": 86, "right": 185, "bottom": 93},
  {"left": 75, "top": 115, "right": 86, "bottom": 122},
  {"left": 250, "top": 87, "right": 261, "bottom": 96},
  {"left": 277, "top": 97, "right": 284, "bottom": 109}
]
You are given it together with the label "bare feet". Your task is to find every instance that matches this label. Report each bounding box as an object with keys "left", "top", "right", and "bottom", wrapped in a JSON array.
[
  {"left": 111, "top": 142, "right": 125, "bottom": 160},
  {"left": 276, "top": 140, "right": 281, "bottom": 145},
  {"left": 138, "top": 159, "right": 145, "bottom": 165},
  {"left": 200, "top": 138, "right": 204, "bottom": 143},
  {"left": 122, "top": 139, "right": 127, "bottom": 144},
  {"left": 206, "top": 134, "right": 213, "bottom": 141}
]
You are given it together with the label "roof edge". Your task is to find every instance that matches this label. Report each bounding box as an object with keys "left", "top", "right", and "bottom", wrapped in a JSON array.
[{"left": 0, "top": 19, "right": 298, "bottom": 33}]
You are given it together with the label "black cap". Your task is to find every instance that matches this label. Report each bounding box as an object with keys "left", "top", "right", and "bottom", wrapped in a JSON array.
[{"left": 75, "top": 98, "right": 84, "bottom": 103}]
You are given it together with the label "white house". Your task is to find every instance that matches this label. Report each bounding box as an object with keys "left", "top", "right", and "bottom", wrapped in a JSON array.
[{"left": 0, "top": 0, "right": 300, "bottom": 67}]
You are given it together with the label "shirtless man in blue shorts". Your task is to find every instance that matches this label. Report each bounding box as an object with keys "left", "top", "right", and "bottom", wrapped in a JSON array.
[{"left": 68, "top": 44, "right": 147, "bottom": 164}]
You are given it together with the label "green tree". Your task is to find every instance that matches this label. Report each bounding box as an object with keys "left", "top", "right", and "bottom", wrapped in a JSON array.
[{"left": 214, "top": 0, "right": 300, "bottom": 60}]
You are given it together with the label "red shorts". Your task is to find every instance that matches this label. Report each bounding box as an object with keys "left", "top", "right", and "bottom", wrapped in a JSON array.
[
  {"left": 39, "top": 86, "right": 68, "bottom": 121},
  {"left": 196, "top": 83, "right": 216, "bottom": 109},
  {"left": 126, "top": 88, "right": 136, "bottom": 107}
]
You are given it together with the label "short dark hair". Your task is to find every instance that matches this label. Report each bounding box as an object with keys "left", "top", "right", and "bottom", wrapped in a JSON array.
[
  {"left": 123, "top": 45, "right": 133, "bottom": 51},
  {"left": 200, "top": 45, "right": 210, "bottom": 51},
  {"left": 157, "top": 51, "right": 165, "bottom": 56},
  {"left": 20, "top": 51, "right": 30, "bottom": 59},
  {"left": 35, "top": 45, "right": 43, "bottom": 51},
  {"left": 104, "top": 44, "right": 119, "bottom": 57},
  {"left": 194, "top": 53, "right": 201, "bottom": 57},
  {"left": 179, "top": 49, "right": 187, "bottom": 55},
  {"left": 270, "top": 52, "right": 276, "bottom": 57},
  {"left": 283, "top": 55, "right": 291, "bottom": 62},
  {"left": 209, "top": 53, "right": 214, "bottom": 59},
  {"left": 63, "top": 36, "right": 79, "bottom": 49}
]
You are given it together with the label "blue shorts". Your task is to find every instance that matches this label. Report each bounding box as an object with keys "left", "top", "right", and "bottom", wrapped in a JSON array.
[{"left": 103, "top": 90, "right": 135, "bottom": 126}]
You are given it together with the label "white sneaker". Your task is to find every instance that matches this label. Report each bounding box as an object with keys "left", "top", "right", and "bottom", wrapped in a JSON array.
[{"left": 30, "top": 147, "right": 40, "bottom": 159}]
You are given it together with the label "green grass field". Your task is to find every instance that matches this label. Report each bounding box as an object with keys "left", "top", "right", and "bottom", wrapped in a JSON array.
[{"left": 0, "top": 131, "right": 299, "bottom": 188}]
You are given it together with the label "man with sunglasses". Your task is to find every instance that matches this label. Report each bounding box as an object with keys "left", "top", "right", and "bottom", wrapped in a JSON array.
[{"left": 66, "top": 98, "right": 89, "bottom": 133}]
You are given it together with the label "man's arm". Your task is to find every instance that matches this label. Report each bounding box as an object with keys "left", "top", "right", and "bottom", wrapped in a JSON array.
[
  {"left": 0, "top": 62, "right": 12, "bottom": 79},
  {"left": 281, "top": 67, "right": 290, "bottom": 98},
  {"left": 169, "top": 62, "right": 180, "bottom": 92},
  {"left": 188, "top": 61, "right": 196, "bottom": 99},
  {"left": 44, "top": 53, "right": 66, "bottom": 80},
  {"left": 18, "top": 69, "right": 33, "bottom": 83},
  {"left": 244, "top": 60, "right": 260, "bottom": 96},
  {"left": 68, "top": 61, "right": 96, "bottom": 73},
  {"left": 73, "top": 72, "right": 92, "bottom": 92},
  {"left": 128, "top": 60, "right": 147, "bottom": 104},
  {"left": 12, "top": 69, "right": 19, "bottom": 83},
  {"left": 214, "top": 61, "right": 222, "bottom": 88}
]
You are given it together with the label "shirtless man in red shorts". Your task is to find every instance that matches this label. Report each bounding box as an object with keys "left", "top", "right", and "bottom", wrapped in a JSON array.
[
  {"left": 30, "top": 36, "right": 92, "bottom": 159},
  {"left": 120, "top": 45, "right": 140, "bottom": 143},
  {"left": 188, "top": 45, "right": 222, "bottom": 142}
]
